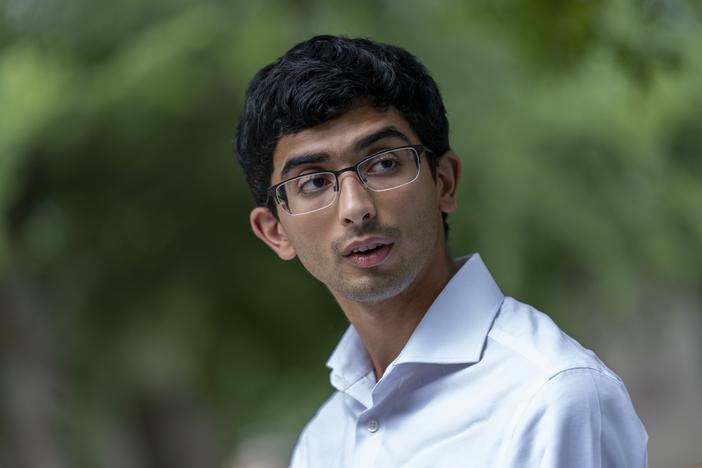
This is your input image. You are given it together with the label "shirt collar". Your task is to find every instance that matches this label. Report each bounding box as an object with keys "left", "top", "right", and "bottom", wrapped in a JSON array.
[
  {"left": 394, "top": 253, "right": 504, "bottom": 366},
  {"left": 326, "top": 253, "right": 505, "bottom": 390}
]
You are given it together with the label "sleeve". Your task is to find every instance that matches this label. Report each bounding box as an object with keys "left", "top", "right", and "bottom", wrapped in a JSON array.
[{"left": 496, "top": 368, "right": 648, "bottom": 468}]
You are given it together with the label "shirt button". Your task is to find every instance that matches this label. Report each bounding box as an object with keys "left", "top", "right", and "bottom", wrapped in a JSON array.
[{"left": 367, "top": 418, "right": 380, "bottom": 433}]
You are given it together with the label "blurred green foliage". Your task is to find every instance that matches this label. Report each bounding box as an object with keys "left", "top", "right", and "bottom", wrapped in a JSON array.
[{"left": 1, "top": 0, "right": 701, "bottom": 466}]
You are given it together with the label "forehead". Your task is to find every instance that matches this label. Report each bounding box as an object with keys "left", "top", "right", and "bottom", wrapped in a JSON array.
[{"left": 271, "top": 105, "right": 418, "bottom": 183}]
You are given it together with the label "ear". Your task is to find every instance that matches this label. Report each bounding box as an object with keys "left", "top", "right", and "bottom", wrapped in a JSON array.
[
  {"left": 435, "top": 150, "right": 461, "bottom": 214},
  {"left": 249, "top": 207, "right": 297, "bottom": 260}
]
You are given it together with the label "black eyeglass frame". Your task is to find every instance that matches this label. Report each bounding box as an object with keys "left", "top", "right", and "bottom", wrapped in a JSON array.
[{"left": 266, "top": 144, "right": 432, "bottom": 215}]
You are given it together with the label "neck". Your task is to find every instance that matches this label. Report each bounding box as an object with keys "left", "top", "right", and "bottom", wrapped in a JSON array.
[{"left": 333, "top": 250, "right": 458, "bottom": 381}]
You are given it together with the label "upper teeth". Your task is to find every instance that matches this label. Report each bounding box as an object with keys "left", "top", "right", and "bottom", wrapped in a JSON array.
[{"left": 352, "top": 243, "right": 383, "bottom": 253}]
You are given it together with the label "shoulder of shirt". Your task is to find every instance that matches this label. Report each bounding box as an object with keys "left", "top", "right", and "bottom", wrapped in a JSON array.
[{"left": 487, "top": 297, "right": 623, "bottom": 385}]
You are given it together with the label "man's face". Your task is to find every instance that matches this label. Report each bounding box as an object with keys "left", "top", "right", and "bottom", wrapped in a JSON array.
[{"left": 253, "top": 104, "right": 458, "bottom": 305}]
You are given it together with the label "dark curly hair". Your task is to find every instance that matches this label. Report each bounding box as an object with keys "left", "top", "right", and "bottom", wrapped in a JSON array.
[{"left": 235, "top": 35, "right": 451, "bottom": 231}]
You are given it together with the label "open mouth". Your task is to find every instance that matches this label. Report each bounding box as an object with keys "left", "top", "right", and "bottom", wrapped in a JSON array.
[{"left": 344, "top": 242, "right": 393, "bottom": 268}]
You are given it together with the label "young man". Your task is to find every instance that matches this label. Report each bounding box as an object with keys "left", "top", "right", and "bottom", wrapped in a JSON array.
[{"left": 236, "top": 35, "right": 648, "bottom": 467}]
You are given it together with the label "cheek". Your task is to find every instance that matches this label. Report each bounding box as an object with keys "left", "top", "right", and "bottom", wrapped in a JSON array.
[
  {"left": 286, "top": 224, "right": 333, "bottom": 275},
  {"left": 288, "top": 225, "right": 318, "bottom": 253},
  {"left": 402, "top": 182, "right": 442, "bottom": 239},
  {"left": 397, "top": 177, "right": 439, "bottom": 215}
]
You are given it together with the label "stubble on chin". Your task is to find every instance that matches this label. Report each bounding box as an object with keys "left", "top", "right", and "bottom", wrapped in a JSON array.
[
  {"left": 299, "top": 218, "right": 436, "bottom": 305},
  {"left": 333, "top": 246, "right": 421, "bottom": 305},
  {"left": 323, "top": 221, "right": 407, "bottom": 303},
  {"left": 332, "top": 263, "right": 417, "bottom": 305}
]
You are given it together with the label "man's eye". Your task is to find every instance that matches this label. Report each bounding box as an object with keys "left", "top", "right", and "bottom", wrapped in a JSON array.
[
  {"left": 298, "top": 175, "right": 332, "bottom": 194},
  {"left": 368, "top": 157, "right": 399, "bottom": 174}
]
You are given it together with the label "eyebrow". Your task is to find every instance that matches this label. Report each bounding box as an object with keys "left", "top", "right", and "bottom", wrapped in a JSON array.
[
  {"left": 354, "top": 126, "right": 412, "bottom": 152},
  {"left": 280, "top": 152, "right": 329, "bottom": 179},
  {"left": 279, "top": 125, "right": 412, "bottom": 179}
]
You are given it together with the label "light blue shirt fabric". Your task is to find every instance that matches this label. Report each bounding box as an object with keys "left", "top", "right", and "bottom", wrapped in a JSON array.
[{"left": 289, "top": 254, "right": 648, "bottom": 468}]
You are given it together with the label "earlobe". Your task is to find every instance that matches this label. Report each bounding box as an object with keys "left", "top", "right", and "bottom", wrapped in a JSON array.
[
  {"left": 249, "top": 207, "right": 297, "bottom": 260},
  {"left": 436, "top": 150, "right": 461, "bottom": 214}
]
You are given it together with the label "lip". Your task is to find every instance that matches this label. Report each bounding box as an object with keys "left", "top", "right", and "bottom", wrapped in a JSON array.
[
  {"left": 341, "top": 236, "right": 395, "bottom": 257},
  {"left": 344, "top": 243, "right": 393, "bottom": 268}
]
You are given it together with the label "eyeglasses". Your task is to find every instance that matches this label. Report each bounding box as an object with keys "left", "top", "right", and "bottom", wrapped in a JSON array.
[{"left": 267, "top": 144, "right": 430, "bottom": 216}]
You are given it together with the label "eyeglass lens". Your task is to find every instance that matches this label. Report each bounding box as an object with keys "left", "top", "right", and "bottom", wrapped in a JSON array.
[{"left": 277, "top": 147, "right": 420, "bottom": 215}]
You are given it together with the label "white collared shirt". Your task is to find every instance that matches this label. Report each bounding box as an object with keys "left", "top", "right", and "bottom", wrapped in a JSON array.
[{"left": 289, "top": 254, "right": 648, "bottom": 468}]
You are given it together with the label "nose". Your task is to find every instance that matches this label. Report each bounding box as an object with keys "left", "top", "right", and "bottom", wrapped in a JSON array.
[{"left": 336, "top": 172, "right": 376, "bottom": 226}]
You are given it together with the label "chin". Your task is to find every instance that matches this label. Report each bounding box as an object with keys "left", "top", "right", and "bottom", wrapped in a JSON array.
[{"left": 337, "top": 273, "right": 416, "bottom": 305}]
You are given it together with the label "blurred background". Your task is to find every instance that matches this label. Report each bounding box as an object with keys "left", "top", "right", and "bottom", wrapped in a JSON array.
[{"left": 1, "top": 0, "right": 701, "bottom": 466}]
